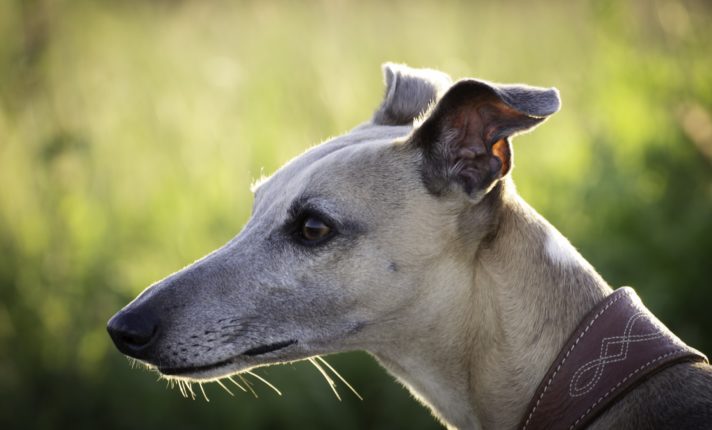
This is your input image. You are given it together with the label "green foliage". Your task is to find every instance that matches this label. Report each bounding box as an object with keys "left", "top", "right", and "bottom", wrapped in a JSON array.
[{"left": 0, "top": 0, "right": 710, "bottom": 428}]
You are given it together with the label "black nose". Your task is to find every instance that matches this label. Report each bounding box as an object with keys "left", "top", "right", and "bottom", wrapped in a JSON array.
[{"left": 107, "top": 309, "right": 159, "bottom": 358}]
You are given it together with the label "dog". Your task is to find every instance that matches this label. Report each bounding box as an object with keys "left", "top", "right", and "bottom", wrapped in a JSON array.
[{"left": 108, "top": 64, "right": 712, "bottom": 429}]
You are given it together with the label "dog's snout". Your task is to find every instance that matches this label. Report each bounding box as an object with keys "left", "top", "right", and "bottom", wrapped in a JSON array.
[{"left": 107, "top": 309, "right": 159, "bottom": 358}]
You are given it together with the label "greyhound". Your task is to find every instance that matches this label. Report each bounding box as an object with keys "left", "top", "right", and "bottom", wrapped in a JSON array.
[{"left": 107, "top": 64, "right": 712, "bottom": 429}]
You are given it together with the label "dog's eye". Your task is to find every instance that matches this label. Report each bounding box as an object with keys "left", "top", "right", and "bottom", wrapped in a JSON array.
[{"left": 300, "top": 216, "right": 332, "bottom": 242}]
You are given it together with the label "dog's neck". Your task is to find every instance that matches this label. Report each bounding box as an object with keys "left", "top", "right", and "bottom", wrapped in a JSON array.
[{"left": 372, "top": 180, "right": 612, "bottom": 430}]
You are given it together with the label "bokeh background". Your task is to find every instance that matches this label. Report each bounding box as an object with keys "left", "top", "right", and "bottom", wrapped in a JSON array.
[{"left": 0, "top": 0, "right": 710, "bottom": 429}]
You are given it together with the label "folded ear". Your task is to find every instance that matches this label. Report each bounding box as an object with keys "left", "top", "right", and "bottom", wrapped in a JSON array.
[
  {"left": 373, "top": 63, "right": 452, "bottom": 126},
  {"left": 410, "top": 79, "right": 561, "bottom": 197}
]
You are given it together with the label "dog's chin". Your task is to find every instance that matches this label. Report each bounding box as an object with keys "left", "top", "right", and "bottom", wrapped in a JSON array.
[{"left": 156, "top": 339, "right": 301, "bottom": 381}]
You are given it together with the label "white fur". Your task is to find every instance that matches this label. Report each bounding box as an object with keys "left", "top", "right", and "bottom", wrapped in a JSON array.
[{"left": 544, "top": 228, "right": 579, "bottom": 267}]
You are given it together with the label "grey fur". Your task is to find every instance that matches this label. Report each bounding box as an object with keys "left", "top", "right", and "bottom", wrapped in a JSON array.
[
  {"left": 487, "top": 82, "right": 561, "bottom": 118},
  {"left": 108, "top": 64, "right": 712, "bottom": 430},
  {"left": 373, "top": 62, "right": 452, "bottom": 125}
]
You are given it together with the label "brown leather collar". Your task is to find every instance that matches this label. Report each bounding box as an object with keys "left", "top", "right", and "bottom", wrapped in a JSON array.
[{"left": 519, "top": 287, "right": 708, "bottom": 430}]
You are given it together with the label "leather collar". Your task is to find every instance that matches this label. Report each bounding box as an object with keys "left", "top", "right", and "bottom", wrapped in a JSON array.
[{"left": 519, "top": 287, "right": 708, "bottom": 430}]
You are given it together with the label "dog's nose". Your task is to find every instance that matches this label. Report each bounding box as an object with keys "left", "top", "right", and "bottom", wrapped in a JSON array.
[{"left": 107, "top": 309, "right": 159, "bottom": 358}]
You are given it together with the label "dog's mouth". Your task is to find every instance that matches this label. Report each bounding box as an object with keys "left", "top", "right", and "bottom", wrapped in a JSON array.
[{"left": 159, "top": 339, "right": 298, "bottom": 376}]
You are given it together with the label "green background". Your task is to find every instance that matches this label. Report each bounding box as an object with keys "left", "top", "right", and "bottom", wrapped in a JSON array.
[{"left": 0, "top": 0, "right": 710, "bottom": 428}]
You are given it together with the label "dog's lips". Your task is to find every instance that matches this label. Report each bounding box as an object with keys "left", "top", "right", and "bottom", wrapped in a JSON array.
[
  {"left": 241, "top": 339, "right": 297, "bottom": 356},
  {"left": 158, "top": 339, "right": 298, "bottom": 377}
]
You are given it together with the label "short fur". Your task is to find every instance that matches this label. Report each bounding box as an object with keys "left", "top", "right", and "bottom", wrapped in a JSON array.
[{"left": 108, "top": 64, "right": 712, "bottom": 429}]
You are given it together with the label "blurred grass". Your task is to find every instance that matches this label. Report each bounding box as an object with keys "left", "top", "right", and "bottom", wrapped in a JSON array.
[{"left": 0, "top": 0, "right": 710, "bottom": 429}]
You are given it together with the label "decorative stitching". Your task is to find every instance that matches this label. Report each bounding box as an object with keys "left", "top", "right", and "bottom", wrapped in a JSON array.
[
  {"left": 568, "top": 312, "right": 663, "bottom": 397},
  {"left": 521, "top": 290, "right": 628, "bottom": 429},
  {"left": 567, "top": 349, "right": 687, "bottom": 430}
]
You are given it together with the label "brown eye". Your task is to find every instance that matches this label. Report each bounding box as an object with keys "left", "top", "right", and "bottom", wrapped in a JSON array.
[{"left": 301, "top": 216, "right": 332, "bottom": 242}]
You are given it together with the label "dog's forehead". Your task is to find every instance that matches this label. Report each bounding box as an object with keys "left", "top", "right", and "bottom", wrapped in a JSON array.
[{"left": 253, "top": 124, "right": 415, "bottom": 214}]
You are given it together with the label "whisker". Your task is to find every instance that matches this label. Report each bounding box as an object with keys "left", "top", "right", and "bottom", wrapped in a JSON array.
[
  {"left": 309, "top": 357, "right": 341, "bottom": 401},
  {"left": 239, "top": 374, "right": 259, "bottom": 398},
  {"left": 178, "top": 380, "right": 188, "bottom": 398},
  {"left": 199, "top": 382, "right": 210, "bottom": 402},
  {"left": 185, "top": 380, "right": 196, "bottom": 400},
  {"left": 316, "top": 356, "right": 363, "bottom": 400},
  {"left": 227, "top": 375, "right": 248, "bottom": 392},
  {"left": 246, "top": 370, "right": 282, "bottom": 396},
  {"left": 215, "top": 379, "right": 235, "bottom": 397}
]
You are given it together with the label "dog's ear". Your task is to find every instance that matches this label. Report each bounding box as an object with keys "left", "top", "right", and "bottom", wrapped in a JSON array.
[
  {"left": 373, "top": 63, "right": 452, "bottom": 126},
  {"left": 410, "top": 79, "right": 560, "bottom": 197}
]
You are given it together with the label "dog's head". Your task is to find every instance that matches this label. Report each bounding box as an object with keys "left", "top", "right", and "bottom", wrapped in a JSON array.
[{"left": 107, "top": 64, "right": 560, "bottom": 380}]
